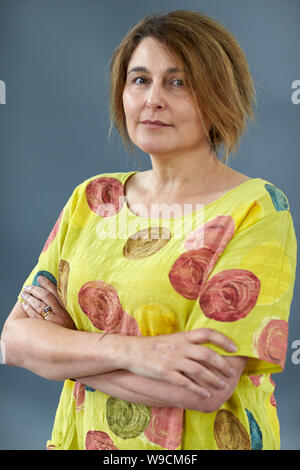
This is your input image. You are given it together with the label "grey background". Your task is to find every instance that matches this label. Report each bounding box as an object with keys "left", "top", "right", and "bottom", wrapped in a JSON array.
[{"left": 0, "top": 0, "right": 299, "bottom": 450}]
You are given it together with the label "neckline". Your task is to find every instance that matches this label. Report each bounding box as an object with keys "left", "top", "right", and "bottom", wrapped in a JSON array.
[{"left": 122, "top": 171, "right": 264, "bottom": 221}]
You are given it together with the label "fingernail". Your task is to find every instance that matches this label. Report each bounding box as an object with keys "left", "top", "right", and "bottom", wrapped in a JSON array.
[
  {"left": 229, "top": 344, "right": 237, "bottom": 352},
  {"left": 23, "top": 285, "right": 30, "bottom": 291},
  {"left": 219, "top": 380, "right": 227, "bottom": 389},
  {"left": 229, "top": 368, "right": 236, "bottom": 377},
  {"left": 37, "top": 276, "right": 44, "bottom": 283},
  {"left": 201, "top": 389, "right": 212, "bottom": 398}
]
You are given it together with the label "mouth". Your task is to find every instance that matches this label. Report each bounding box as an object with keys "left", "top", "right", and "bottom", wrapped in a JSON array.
[{"left": 141, "top": 120, "right": 172, "bottom": 129}]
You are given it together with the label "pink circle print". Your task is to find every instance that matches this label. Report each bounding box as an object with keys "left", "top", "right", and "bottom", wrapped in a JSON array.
[
  {"left": 169, "top": 248, "right": 218, "bottom": 300},
  {"left": 199, "top": 269, "right": 261, "bottom": 322},
  {"left": 78, "top": 280, "right": 123, "bottom": 331},
  {"left": 253, "top": 318, "right": 288, "bottom": 370},
  {"left": 144, "top": 407, "right": 183, "bottom": 450},
  {"left": 249, "top": 375, "right": 263, "bottom": 387},
  {"left": 42, "top": 209, "right": 64, "bottom": 252},
  {"left": 185, "top": 215, "right": 235, "bottom": 253},
  {"left": 73, "top": 381, "right": 85, "bottom": 412},
  {"left": 86, "top": 177, "right": 125, "bottom": 216},
  {"left": 78, "top": 280, "right": 141, "bottom": 335},
  {"left": 269, "top": 375, "right": 277, "bottom": 407},
  {"left": 85, "top": 431, "right": 119, "bottom": 450}
]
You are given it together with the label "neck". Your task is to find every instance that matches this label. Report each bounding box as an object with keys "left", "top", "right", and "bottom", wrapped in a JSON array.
[{"left": 145, "top": 148, "right": 227, "bottom": 196}]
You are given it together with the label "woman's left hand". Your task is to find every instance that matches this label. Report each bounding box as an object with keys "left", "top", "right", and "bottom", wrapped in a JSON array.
[{"left": 20, "top": 275, "right": 76, "bottom": 330}]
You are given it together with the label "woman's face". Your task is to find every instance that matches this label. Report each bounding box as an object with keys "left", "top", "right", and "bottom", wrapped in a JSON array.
[{"left": 122, "top": 36, "right": 210, "bottom": 158}]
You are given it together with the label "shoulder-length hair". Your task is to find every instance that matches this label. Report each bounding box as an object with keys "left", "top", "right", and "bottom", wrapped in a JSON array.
[{"left": 108, "top": 9, "right": 256, "bottom": 164}]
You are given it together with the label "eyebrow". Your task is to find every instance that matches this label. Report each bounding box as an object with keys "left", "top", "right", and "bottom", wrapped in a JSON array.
[{"left": 127, "top": 66, "right": 182, "bottom": 76}]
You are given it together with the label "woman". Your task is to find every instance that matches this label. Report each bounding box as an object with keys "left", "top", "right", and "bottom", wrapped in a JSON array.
[{"left": 1, "top": 10, "right": 297, "bottom": 450}]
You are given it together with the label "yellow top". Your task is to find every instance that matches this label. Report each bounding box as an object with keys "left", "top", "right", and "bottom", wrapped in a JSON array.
[{"left": 18, "top": 171, "right": 297, "bottom": 450}]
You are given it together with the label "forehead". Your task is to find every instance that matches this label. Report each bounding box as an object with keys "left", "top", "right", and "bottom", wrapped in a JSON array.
[{"left": 127, "top": 37, "right": 179, "bottom": 69}]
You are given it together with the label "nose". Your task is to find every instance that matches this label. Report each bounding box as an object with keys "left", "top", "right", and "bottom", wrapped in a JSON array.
[
  {"left": 146, "top": 82, "right": 165, "bottom": 110},
  {"left": 147, "top": 101, "right": 162, "bottom": 109}
]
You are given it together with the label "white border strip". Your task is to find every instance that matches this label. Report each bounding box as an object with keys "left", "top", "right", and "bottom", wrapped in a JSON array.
[{"left": 0, "top": 339, "right": 6, "bottom": 364}]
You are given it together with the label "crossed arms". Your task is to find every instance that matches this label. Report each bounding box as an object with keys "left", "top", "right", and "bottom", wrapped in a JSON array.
[{"left": 1, "top": 275, "right": 247, "bottom": 413}]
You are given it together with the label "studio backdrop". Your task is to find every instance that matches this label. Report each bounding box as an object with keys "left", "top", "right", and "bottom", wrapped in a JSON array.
[{"left": 0, "top": 0, "right": 299, "bottom": 450}]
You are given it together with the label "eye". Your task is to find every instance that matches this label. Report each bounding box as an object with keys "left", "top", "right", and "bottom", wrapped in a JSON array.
[
  {"left": 172, "top": 79, "right": 184, "bottom": 87},
  {"left": 133, "top": 77, "right": 148, "bottom": 85}
]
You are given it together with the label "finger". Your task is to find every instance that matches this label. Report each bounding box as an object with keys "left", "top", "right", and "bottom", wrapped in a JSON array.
[
  {"left": 25, "top": 278, "right": 61, "bottom": 305},
  {"left": 20, "top": 299, "right": 42, "bottom": 319},
  {"left": 20, "top": 292, "right": 57, "bottom": 322},
  {"left": 37, "top": 276, "right": 64, "bottom": 307},
  {"left": 20, "top": 290, "right": 56, "bottom": 318},
  {"left": 167, "top": 369, "right": 212, "bottom": 398},
  {"left": 131, "top": 355, "right": 211, "bottom": 398},
  {"left": 186, "top": 328, "right": 237, "bottom": 353},
  {"left": 181, "top": 358, "right": 228, "bottom": 390},
  {"left": 188, "top": 344, "right": 235, "bottom": 378},
  {"left": 148, "top": 356, "right": 212, "bottom": 398},
  {"left": 22, "top": 285, "right": 62, "bottom": 314},
  {"left": 20, "top": 290, "right": 46, "bottom": 314}
]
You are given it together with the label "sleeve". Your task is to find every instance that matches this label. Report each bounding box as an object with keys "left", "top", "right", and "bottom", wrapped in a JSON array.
[
  {"left": 184, "top": 200, "right": 298, "bottom": 376},
  {"left": 17, "top": 182, "right": 82, "bottom": 306}
]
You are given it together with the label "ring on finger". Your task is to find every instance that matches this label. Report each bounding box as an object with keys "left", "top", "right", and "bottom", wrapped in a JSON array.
[{"left": 40, "top": 305, "right": 52, "bottom": 320}]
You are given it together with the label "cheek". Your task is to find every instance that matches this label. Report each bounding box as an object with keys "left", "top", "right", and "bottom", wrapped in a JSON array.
[
  {"left": 123, "top": 90, "right": 141, "bottom": 118},
  {"left": 184, "top": 106, "right": 208, "bottom": 135}
]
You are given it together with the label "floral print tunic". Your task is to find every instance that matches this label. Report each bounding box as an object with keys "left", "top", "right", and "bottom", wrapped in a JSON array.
[{"left": 18, "top": 171, "right": 297, "bottom": 450}]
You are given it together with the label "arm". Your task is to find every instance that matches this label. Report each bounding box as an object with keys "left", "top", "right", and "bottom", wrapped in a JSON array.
[
  {"left": 3, "top": 295, "right": 239, "bottom": 399},
  {"left": 1, "top": 299, "right": 123, "bottom": 381},
  {"left": 77, "top": 355, "right": 248, "bottom": 413},
  {"left": 5, "top": 275, "right": 247, "bottom": 412}
]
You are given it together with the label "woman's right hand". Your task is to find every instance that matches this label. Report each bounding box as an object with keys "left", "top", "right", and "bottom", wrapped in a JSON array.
[
  {"left": 119, "top": 329, "right": 238, "bottom": 398},
  {"left": 19, "top": 275, "right": 76, "bottom": 330}
]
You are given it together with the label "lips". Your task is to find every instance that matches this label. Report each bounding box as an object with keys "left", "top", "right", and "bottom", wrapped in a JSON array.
[{"left": 141, "top": 120, "right": 170, "bottom": 126}]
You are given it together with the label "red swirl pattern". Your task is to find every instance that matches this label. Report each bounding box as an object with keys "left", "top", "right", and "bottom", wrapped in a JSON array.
[
  {"left": 85, "top": 431, "right": 119, "bottom": 450},
  {"left": 78, "top": 280, "right": 123, "bottom": 331},
  {"left": 269, "top": 375, "right": 277, "bottom": 407},
  {"left": 254, "top": 319, "right": 288, "bottom": 370},
  {"left": 112, "top": 310, "right": 142, "bottom": 336},
  {"left": 199, "top": 269, "right": 261, "bottom": 322},
  {"left": 185, "top": 215, "right": 235, "bottom": 253},
  {"left": 86, "top": 177, "right": 125, "bottom": 216},
  {"left": 169, "top": 248, "right": 218, "bottom": 299},
  {"left": 42, "top": 209, "right": 64, "bottom": 252},
  {"left": 249, "top": 375, "right": 263, "bottom": 387},
  {"left": 73, "top": 381, "right": 85, "bottom": 412},
  {"left": 78, "top": 280, "right": 141, "bottom": 335},
  {"left": 144, "top": 407, "right": 183, "bottom": 450}
]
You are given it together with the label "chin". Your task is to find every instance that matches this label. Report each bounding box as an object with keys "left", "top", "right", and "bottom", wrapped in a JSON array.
[
  {"left": 135, "top": 137, "right": 175, "bottom": 155},
  {"left": 139, "top": 145, "right": 174, "bottom": 156}
]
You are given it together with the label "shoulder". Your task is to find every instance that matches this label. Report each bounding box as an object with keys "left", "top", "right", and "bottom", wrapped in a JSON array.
[
  {"left": 222, "top": 167, "right": 291, "bottom": 212},
  {"left": 230, "top": 175, "right": 292, "bottom": 217},
  {"left": 63, "top": 171, "right": 135, "bottom": 217},
  {"left": 248, "top": 178, "right": 291, "bottom": 216},
  {"left": 229, "top": 179, "right": 295, "bottom": 256},
  {"left": 75, "top": 171, "right": 131, "bottom": 189},
  {"left": 216, "top": 176, "right": 294, "bottom": 244},
  {"left": 69, "top": 171, "right": 134, "bottom": 199}
]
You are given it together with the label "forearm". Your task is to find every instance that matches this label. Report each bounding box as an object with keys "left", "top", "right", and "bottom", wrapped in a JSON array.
[
  {"left": 77, "top": 355, "right": 248, "bottom": 413},
  {"left": 77, "top": 371, "right": 173, "bottom": 408},
  {"left": 3, "top": 315, "right": 204, "bottom": 409},
  {"left": 2, "top": 317, "right": 121, "bottom": 381},
  {"left": 77, "top": 370, "right": 203, "bottom": 411}
]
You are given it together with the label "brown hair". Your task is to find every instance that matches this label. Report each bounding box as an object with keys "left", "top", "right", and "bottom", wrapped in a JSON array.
[{"left": 108, "top": 9, "right": 256, "bottom": 164}]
